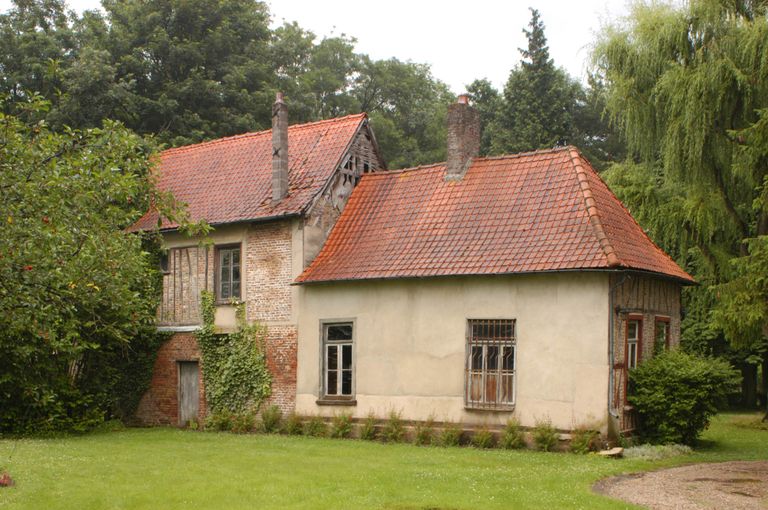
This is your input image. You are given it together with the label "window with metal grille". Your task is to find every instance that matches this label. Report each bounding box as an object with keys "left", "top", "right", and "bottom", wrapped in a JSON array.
[
  {"left": 465, "top": 319, "right": 516, "bottom": 410},
  {"left": 216, "top": 245, "right": 241, "bottom": 301},
  {"left": 323, "top": 322, "right": 354, "bottom": 399}
]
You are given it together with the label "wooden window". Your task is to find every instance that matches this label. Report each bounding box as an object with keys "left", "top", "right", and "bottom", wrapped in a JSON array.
[
  {"left": 465, "top": 319, "right": 516, "bottom": 410},
  {"left": 322, "top": 322, "right": 354, "bottom": 400},
  {"left": 654, "top": 317, "right": 671, "bottom": 354},
  {"left": 216, "top": 245, "right": 241, "bottom": 301},
  {"left": 159, "top": 252, "right": 170, "bottom": 273},
  {"left": 626, "top": 317, "right": 642, "bottom": 369}
]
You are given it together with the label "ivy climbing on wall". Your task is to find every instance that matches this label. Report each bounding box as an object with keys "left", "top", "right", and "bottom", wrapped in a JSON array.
[{"left": 196, "top": 291, "right": 272, "bottom": 415}]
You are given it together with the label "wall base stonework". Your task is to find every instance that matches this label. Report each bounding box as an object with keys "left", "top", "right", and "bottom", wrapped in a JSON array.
[{"left": 135, "top": 332, "right": 206, "bottom": 426}]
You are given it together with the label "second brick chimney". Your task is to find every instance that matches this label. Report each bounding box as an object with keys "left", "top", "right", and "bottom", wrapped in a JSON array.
[
  {"left": 272, "top": 92, "right": 289, "bottom": 201},
  {"left": 445, "top": 94, "right": 480, "bottom": 180}
]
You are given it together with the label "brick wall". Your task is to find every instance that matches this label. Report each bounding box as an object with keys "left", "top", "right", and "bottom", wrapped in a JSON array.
[
  {"left": 245, "top": 221, "right": 292, "bottom": 323},
  {"left": 262, "top": 325, "right": 298, "bottom": 414},
  {"left": 135, "top": 333, "right": 206, "bottom": 426}
]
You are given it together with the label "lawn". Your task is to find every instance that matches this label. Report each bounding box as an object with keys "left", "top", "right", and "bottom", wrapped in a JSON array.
[{"left": 0, "top": 413, "right": 765, "bottom": 510}]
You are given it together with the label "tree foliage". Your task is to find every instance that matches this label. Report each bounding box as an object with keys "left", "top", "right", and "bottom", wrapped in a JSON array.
[
  {"left": 0, "top": 96, "right": 171, "bottom": 433},
  {"left": 491, "top": 8, "right": 582, "bottom": 154},
  {"left": 0, "top": 0, "right": 456, "bottom": 168},
  {"left": 596, "top": 0, "right": 768, "bottom": 406}
]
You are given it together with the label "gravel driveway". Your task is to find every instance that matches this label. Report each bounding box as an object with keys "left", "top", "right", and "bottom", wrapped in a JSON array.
[{"left": 594, "top": 461, "right": 768, "bottom": 509}]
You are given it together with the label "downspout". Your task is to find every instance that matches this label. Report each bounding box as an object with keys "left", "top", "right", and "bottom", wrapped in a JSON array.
[{"left": 608, "top": 273, "right": 629, "bottom": 420}]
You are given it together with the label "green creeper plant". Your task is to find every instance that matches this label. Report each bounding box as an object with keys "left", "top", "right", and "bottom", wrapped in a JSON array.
[{"left": 195, "top": 291, "right": 271, "bottom": 416}]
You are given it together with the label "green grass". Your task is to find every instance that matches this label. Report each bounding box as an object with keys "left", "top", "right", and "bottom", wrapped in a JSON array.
[{"left": 0, "top": 413, "right": 765, "bottom": 509}]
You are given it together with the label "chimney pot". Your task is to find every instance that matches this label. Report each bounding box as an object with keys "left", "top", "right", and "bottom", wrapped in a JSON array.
[
  {"left": 272, "top": 92, "right": 289, "bottom": 201},
  {"left": 446, "top": 94, "right": 480, "bottom": 180}
]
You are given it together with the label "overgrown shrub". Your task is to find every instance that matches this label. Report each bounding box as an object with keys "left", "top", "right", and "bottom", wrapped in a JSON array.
[
  {"left": 500, "top": 418, "right": 525, "bottom": 449},
  {"left": 470, "top": 428, "right": 496, "bottom": 449},
  {"left": 205, "top": 413, "right": 232, "bottom": 432},
  {"left": 439, "top": 422, "right": 463, "bottom": 447},
  {"left": 231, "top": 413, "right": 255, "bottom": 433},
  {"left": 330, "top": 413, "right": 354, "bottom": 439},
  {"left": 304, "top": 415, "right": 327, "bottom": 437},
  {"left": 628, "top": 351, "right": 740, "bottom": 445},
  {"left": 283, "top": 413, "right": 304, "bottom": 435},
  {"left": 414, "top": 417, "right": 435, "bottom": 446},
  {"left": 382, "top": 411, "right": 405, "bottom": 443},
  {"left": 260, "top": 405, "right": 282, "bottom": 433},
  {"left": 532, "top": 418, "right": 558, "bottom": 451},
  {"left": 570, "top": 426, "right": 600, "bottom": 454},
  {"left": 359, "top": 412, "right": 378, "bottom": 440}
]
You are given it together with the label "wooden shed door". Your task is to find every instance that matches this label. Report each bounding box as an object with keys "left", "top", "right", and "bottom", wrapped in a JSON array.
[{"left": 178, "top": 361, "right": 199, "bottom": 425}]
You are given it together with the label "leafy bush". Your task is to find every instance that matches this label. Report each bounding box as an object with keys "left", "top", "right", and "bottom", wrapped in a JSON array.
[
  {"left": 628, "top": 351, "right": 740, "bottom": 445},
  {"left": 231, "top": 413, "right": 255, "bottom": 433},
  {"left": 532, "top": 418, "right": 558, "bottom": 451},
  {"left": 330, "top": 413, "right": 354, "bottom": 439},
  {"left": 260, "top": 405, "right": 282, "bottom": 433},
  {"left": 206, "top": 413, "right": 232, "bottom": 432},
  {"left": 359, "top": 412, "right": 378, "bottom": 440},
  {"left": 569, "top": 426, "right": 600, "bottom": 454},
  {"left": 382, "top": 411, "right": 405, "bottom": 443},
  {"left": 470, "top": 428, "right": 496, "bottom": 449},
  {"left": 413, "top": 417, "right": 435, "bottom": 446},
  {"left": 439, "top": 422, "right": 463, "bottom": 447},
  {"left": 500, "top": 418, "right": 525, "bottom": 449},
  {"left": 304, "top": 416, "right": 327, "bottom": 437},
  {"left": 283, "top": 413, "right": 304, "bottom": 435}
]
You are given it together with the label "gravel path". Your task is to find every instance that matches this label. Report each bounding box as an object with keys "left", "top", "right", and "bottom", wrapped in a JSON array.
[{"left": 594, "top": 461, "right": 768, "bottom": 509}]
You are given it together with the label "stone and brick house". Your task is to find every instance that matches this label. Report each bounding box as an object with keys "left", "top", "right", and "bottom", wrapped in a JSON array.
[
  {"left": 131, "top": 94, "right": 384, "bottom": 425},
  {"left": 132, "top": 93, "right": 692, "bottom": 436},
  {"left": 294, "top": 97, "right": 694, "bottom": 436}
]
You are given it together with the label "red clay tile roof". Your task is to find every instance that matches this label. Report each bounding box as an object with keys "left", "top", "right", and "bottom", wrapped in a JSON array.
[
  {"left": 131, "top": 113, "right": 368, "bottom": 231},
  {"left": 296, "top": 147, "right": 694, "bottom": 284}
]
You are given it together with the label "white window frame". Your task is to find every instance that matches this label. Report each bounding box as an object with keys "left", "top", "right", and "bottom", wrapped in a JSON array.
[
  {"left": 320, "top": 321, "right": 355, "bottom": 400},
  {"left": 626, "top": 317, "right": 642, "bottom": 369},
  {"left": 465, "top": 319, "right": 516, "bottom": 410}
]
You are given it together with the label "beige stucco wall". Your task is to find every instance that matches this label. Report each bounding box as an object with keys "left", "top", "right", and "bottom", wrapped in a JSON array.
[{"left": 297, "top": 272, "right": 611, "bottom": 431}]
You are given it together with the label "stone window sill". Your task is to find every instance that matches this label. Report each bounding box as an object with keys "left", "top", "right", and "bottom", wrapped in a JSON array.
[
  {"left": 464, "top": 405, "right": 515, "bottom": 412},
  {"left": 316, "top": 398, "right": 357, "bottom": 406}
]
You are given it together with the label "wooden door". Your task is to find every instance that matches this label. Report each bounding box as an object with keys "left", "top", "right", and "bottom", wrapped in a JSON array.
[{"left": 178, "top": 361, "right": 199, "bottom": 425}]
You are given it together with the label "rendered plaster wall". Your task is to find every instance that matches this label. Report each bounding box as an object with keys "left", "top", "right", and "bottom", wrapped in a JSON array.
[{"left": 296, "top": 272, "right": 611, "bottom": 431}]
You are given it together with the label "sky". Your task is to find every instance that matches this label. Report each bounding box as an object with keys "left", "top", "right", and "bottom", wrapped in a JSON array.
[{"left": 0, "top": 0, "right": 633, "bottom": 93}]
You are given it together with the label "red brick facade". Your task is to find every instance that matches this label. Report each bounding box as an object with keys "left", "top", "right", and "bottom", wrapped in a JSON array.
[{"left": 135, "top": 333, "right": 206, "bottom": 425}]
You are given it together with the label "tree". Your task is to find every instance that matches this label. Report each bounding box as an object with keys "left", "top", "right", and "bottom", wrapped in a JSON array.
[
  {"left": 466, "top": 78, "right": 501, "bottom": 156},
  {"left": 0, "top": 96, "right": 191, "bottom": 432},
  {"left": 491, "top": 8, "right": 581, "bottom": 154},
  {"left": 595, "top": 0, "right": 768, "bottom": 407}
]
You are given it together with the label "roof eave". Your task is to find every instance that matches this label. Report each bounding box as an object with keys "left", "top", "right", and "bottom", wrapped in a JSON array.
[{"left": 294, "top": 266, "right": 697, "bottom": 286}]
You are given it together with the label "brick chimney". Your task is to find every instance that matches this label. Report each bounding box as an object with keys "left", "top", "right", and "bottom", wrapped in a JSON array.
[
  {"left": 445, "top": 94, "right": 480, "bottom": 180},
  {"left": 272, "top": 92, "right": 289, "bottom": 201}
]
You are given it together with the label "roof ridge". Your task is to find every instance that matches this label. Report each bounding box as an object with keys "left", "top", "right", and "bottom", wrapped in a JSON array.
[
  {"left": 365, "top": 162, "right": 446, "bottom": 178},
  {"left": 568, "top": 147, "right": 621, "bottom": 267},
  {"left": 474, "top": 146, "right": 572, "bottom": 161},
  {"left": 161, "top": 113, "right": 367, "bottom": 157}
]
